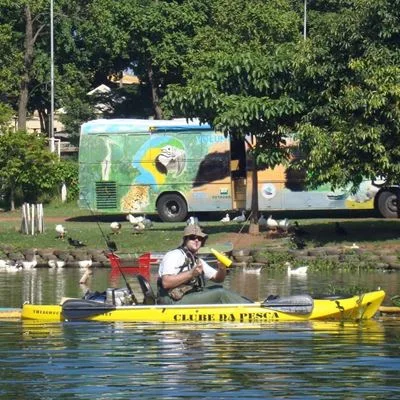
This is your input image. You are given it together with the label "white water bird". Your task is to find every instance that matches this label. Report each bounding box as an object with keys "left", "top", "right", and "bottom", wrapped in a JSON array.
[
  {"left": 126, "top": 214, "right": 139, "bottom": 224},
  {"left": 78, "top": 258, "right": 93, "bottom": 269},
  {"left": 142, "top": 214, "right": 153, "bottom": 228},
  {"left": 258, "top": 214, "right": 267, "bottom": 226},
  {"left": 56, "top": 259, "right": 66, "bottom": 268},
  {"left": 220, "top": 213, "right": 230, "bottom": 223},
  {"left": 286, "top": 262, "right": 309, "bottom": 276},
  {"left": 110, "top": 222, "right": 122, "bottom": 234},
  {"left": 232, "top": 210, "right": 246, "bottom": 223},
  {"left": 22, "top": 255, "right": 37, "bottom": 269},
  {"left": 132, "top": 221, "right": 146, "bottom": 234},
  {"left": 4, "top": 260, "right": 23, "bottom": 272},
  {"left": 244, "top": 265, "right": 263, "bottom": 274},
  {"left": 278, "top": 218, "right": 291, "bottom": 232},
  {"left": 267, "top": 215, "right": 278, "bottom": 230},
  {"left": 186, "top": 216, "right": 199, "bottom": 225},
  {"left": 55, "top": 224, "right": 67, "bottom": 239},
  {"left": 344, "top": 243, "right": 360, "bottom": 250}
]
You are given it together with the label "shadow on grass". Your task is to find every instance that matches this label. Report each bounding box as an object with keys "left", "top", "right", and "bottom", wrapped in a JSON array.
[{"left": 66, "top": 209, "right": 382, "bottom": 223}]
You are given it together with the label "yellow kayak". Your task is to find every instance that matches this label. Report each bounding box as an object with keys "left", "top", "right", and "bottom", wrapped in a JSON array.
[{"left": 21, "top": 290, "right": 385, "bottom": 323}]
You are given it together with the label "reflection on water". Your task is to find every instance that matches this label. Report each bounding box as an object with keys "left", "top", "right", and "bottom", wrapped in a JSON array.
[
  {"left": 1, "top": 267, "right": 400, "bottom": 398},
  {"left": 1, "top": 265, "right": 399, "bottom": 308},
  {"left": 1, "top": 319, "right": 399, "bottom": 399}
]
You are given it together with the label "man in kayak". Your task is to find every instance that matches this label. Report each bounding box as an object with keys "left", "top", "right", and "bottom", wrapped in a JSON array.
[{"left": 158, "top": 224, "right": 251, "bottom": 304}]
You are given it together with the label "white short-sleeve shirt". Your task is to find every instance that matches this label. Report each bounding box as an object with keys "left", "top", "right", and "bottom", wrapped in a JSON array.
[{"left": 159, "top": 248, "right": 217, "bottom": 280}]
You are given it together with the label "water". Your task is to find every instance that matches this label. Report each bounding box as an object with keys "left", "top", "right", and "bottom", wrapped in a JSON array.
[{"left": 0, "top": 267, "right": 400, "bottom": 399}]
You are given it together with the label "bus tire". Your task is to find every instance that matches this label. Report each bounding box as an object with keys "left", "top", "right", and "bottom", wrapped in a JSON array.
[
  {"left": 377, "top": 190, "right": 398, "bottom": 218},
  {"left": 157, "top": 193, "right": 188, "bottom": 222}
]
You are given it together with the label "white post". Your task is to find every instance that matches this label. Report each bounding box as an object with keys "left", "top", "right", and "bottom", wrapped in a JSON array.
[
  {"left": 61, "top": 182, "right": 67, "bottom": 202},
  {"left": 303, "top": 0, "right": 307, "bottom": 40},
  {"left": 31, "top": 204, "right": 35, "bottom": 235},
  {"left": 49, "top": 0, "right": 55, "bottom": 152}
]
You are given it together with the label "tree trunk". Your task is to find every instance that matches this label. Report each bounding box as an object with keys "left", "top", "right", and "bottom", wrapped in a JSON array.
[
  {"left": 17, "top": 5, "right": 35, "bottom": 132},
  {"left": 10, "top": 185, "right": 16, "bottom": 212},
  {"left": 147, "top": 61, "right": 163, "bottom": 119},
  {"left": 248, "top": 152, "right": 260, "bottom": 235}
]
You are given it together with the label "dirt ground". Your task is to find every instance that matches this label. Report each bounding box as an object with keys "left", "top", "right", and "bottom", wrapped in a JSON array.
[{"left": 217, "top": 232, "right": 271, "bottom": 249}]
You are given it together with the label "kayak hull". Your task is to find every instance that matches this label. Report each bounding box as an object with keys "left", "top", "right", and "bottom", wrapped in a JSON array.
[{"left": 21, "top": 290, "right": 385, "bottom": 323}]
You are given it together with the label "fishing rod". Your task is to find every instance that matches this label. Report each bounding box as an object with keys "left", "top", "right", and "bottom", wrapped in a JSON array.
[{"left": 81, "top": 194, "right": 138, "bottom": 303}]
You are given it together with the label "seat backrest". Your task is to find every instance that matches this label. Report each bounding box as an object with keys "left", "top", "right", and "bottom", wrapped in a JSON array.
[{"left": 136, "top": 274, "right": 157, "bottom": 305}]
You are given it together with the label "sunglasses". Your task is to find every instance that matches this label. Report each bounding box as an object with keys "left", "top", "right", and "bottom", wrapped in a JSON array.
[{"left": 187, "top": 235, "right": 204, "bottom": 241}]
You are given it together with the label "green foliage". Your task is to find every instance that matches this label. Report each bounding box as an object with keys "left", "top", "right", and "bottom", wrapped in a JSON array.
[
  {"left": 54, "top": 159, "right": 79, "bottom": 200},
  {"left": 1, "top": 0, "right": 400, "bottom": 198},
  {"left": 296, "top": 0, "right": 400, "bottom": 189},
  {"left": 0, "top": 130, "right": 59, "bottom": 208},
  {"left": 0, "top": 104, "right": 14, "bottom": 129}
]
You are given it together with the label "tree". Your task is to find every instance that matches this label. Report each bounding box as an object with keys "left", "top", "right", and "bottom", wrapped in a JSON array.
[
  {"left": 0, "top": 129, "right": 59, "bottom": 210},
  {"left": 164, "top": 0, "right": 302, "bottom": 232},
  {"left": 125, "top": 0, "right": 210, "bottom": 118},
  {"left": 295, "top": 0, "right": 400, "bottom": 211}
]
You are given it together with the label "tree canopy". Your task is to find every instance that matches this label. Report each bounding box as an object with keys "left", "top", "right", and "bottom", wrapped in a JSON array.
[
  {"left": 0, "top": 129, "right": 59, "bottom": 210},
  {"left": 0, "top": 0, "right": 399, "bottom": 216}
]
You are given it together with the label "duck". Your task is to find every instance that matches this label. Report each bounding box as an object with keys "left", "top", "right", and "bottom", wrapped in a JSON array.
[
  {"left": 232, "top": 210, "right": 246, "bottom": 223},
  {"left": 289, "top": 234, "right": 306, "bottom": 249},
  {"left": 142, "top": 214, "right": 153, "bottom": 228},
  {"left": 47, "top": 258, "right": 66, "bottom": 268},
  {"left": 78, "top": 258, "right": 93, "bottom": 269},
  {"left": 106, "top": 235, "right": 118, "bottom": 252},
  {"left": 4, "top": 260, "right": 23, "bottom": 273},
  {"left": 292, "top": 221, "right": 308, "bottom": 236},
  {"left": 278, "top": 218, "right": 291, "bottom": 232},
  {"left": 267, "top": 215, "right": 278, "bottom": 230},
  {"left": 344, "top": 243, "right": 359, "bottom": 250},
  {"left": 132, "top": 221, "right": 146, "bottom": 234},
  {"left": 258, "top": 214, "right": 267, "bottom": 226},
  {"left": 68, "top": 237, "right": 86, "bottom": 248},
  {"left": 285, "top": 262, "right": 309, "bottom": 276},
  {"left": 186, "top": 216, "right": 199, "bottom": 225},
  {"left": 22, "top": 255, "right": 37, "bottom": 269},
  {"left": 56, "top": 259, "right": 66, "bottom": 268},
  {"left": 110, "top": 222, "right": 122, "bottom": 234},
  {"left": 220, "top": 213, "right": 230, "bottom": 223},
  {"left": 243, "top": 265, "right": 263, "bottom": 274},
  {"left": 126, "top": 213, "right": 140, "bottom": 224},
  {"left": 55, "top": 224, "right": 67, "bottom": 239}
]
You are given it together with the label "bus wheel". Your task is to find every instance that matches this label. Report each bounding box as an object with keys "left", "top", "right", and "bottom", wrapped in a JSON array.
[
  {"left": 157, "top": 194, "right": 188, "bottom": 222},
  {"left": 377, "top": 190, "right": 398, "bottom": 218}
]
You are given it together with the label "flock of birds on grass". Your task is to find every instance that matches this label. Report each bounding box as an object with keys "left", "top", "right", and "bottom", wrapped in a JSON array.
[{"left": 0, "top": 209, "right": 352, "bottom": 277}]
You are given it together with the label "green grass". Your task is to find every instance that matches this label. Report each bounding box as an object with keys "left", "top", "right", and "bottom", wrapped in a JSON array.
[{"left": 1, "top": 202, "right": 400, "bottom": 256}]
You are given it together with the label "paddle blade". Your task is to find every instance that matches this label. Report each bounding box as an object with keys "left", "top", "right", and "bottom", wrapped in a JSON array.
[{"left": 211, "top": 248, "right": 232, "bottom": 267}]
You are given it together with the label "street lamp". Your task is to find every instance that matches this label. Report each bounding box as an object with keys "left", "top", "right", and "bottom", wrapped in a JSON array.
[
  {"left": 49, "top": 0, "right": 55, "bottom": 152},
  {"left": 303, "top": 0, "right": 307, "bottom": 40}
]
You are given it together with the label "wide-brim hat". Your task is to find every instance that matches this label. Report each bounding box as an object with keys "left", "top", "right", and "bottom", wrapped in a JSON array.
[{"left": 183, "top": 224, "right": 208, "bottom": 239}]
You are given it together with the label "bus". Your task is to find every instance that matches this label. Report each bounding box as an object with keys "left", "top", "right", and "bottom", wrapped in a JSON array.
[{"left": 78, "top": 118, "right": 397, "bottom": 221}]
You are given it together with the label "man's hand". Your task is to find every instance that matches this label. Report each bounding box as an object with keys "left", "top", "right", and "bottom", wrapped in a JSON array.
[{"left": 191, "top": 262, "right": 203, "bottom": 278}]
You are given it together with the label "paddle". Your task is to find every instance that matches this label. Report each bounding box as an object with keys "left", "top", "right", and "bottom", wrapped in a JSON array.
[{"left": 261, "top": 295, "right": 314, "bottom": 315}]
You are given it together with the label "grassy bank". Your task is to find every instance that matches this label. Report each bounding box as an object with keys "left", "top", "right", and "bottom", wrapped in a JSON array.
[{"left": 1, "top": 203, "right": 400, "bottom": 255}]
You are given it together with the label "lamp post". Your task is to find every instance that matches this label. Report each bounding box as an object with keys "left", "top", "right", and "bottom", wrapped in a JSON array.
[
  {"left": 303, "top": 0, "right": 307, "bottom": 40},
  {"left": 49, "top": 0, "right": 55, "bottom": 152}
]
